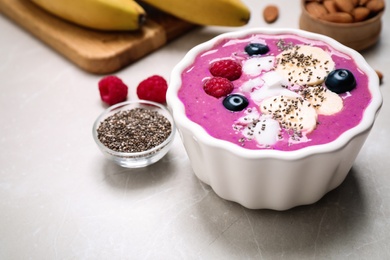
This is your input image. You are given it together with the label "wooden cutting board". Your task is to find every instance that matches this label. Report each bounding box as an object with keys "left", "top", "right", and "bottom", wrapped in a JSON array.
[{"left": 0, "top": 0, "right": 196, "bottom": 74}]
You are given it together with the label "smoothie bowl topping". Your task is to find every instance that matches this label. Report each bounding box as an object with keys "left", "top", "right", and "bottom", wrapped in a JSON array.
[{"left": 178, "top": 31, "right": 370, "bottom": 151}]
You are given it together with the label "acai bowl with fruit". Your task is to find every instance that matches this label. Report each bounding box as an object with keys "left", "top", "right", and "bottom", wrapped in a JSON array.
[{"left": 166, "top": 28, "right": 382, "bottom": 210}]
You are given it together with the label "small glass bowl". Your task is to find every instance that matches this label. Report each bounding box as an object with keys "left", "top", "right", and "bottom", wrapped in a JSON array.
[{"left": 92, "top": 100, "right": 176, "bottom": 168}]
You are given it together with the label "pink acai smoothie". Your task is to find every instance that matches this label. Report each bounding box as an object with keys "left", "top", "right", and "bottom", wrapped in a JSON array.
[{"left": 178, "top": 33, "right": 371, "bottom": 151}]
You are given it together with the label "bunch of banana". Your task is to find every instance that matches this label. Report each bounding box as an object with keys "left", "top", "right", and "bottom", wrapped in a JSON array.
[{"left": 30, "top": 0, "right": 250, "bottom": 31}]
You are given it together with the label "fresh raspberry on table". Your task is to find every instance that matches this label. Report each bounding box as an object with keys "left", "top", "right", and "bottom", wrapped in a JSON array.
[
  {"left": 209, "top": 59, "right": 242, "bottom": 81},
  {"left": 98, "top": 75, "right": 128, "bottom": 106},
  {"left": 203, "top": 77, "right": 234, "bottom": 98},
  {"left": 137, "top": 75, "right": 168, "bottom": 103}
]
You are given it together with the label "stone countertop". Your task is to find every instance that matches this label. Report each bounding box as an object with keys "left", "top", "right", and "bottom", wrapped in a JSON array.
[{"left": 1, "top": 0, "right": 389, "bottom": 259}]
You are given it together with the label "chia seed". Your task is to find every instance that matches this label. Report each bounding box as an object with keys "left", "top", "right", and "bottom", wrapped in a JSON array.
[{"left": 97, "top": 108, "right": 172, "bottom": 153}]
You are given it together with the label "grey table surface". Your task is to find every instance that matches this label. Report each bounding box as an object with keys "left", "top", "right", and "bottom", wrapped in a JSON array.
[{"left": 1, "top": 0, "right": 389, "bottom": 259}]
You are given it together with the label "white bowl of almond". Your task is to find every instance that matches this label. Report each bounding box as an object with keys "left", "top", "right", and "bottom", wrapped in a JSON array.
[
  {"left": 299, "top": 0, "right": 385, "bottom": 51},
  {"left": 166, "top": 28, "right": 382, "bottom": 210}
]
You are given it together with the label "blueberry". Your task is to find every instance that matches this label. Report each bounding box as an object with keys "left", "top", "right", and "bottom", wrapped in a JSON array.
[
  {"left": 245, "top": 43, "right": 270, "bottom": 56},
  {"left": 223, "top": 94, "right": 249, "bottom": 111},
  {"left": 325, "top": 69, "right": 356, "bottom": 94}
]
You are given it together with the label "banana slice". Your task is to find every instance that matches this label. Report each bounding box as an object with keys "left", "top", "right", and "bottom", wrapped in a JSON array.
[
  {"left": 260, "top": 95, "right": 318, "bottom": 134},
  {"left": 275, "top": 45, "right": 335, "bottom": 86},
  {"left": 300, "top": 85, "right": 343, "bottom": 115}
]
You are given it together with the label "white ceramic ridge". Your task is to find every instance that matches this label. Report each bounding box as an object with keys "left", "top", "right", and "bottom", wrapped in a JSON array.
[{"left": 167, "top": 28, "right": 382, "bottom": 210}]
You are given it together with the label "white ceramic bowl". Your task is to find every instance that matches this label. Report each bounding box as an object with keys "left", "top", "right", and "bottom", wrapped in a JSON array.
[{"left": 166, "top": 28, "right": 382, "bottom": 210}]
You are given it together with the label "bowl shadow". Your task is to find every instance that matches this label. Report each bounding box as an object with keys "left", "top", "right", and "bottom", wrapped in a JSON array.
[
  {"left": 101, "top": 152, "right": 177, "bottom": 191},
  {"left": 190, "top": 167, "right": 367, "bottom": 257}
]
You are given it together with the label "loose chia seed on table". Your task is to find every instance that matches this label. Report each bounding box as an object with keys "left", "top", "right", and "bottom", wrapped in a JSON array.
[{"left": 97, "top": 108, "right": 172, "bottom": 153}]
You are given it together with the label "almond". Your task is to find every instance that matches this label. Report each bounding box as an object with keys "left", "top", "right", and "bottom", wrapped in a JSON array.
[
  {"left": 334, "top": 0, "right": 355, "bottom": 13},
  {"left": 306, "top": 2, "right": 328, "bottom": 18},
  {"left": 351, "top": 0, "right": 359, "bottom": 7},
  {"left": 366, "top": 0, "right": 385, "bottom": 12},
  {"left": 375, "top": 70, "right": 383, "bottom": 85},
  {"left": 321, "top": 12, "right": 354, "bottom": 23},
  {"left": 323, "top": 0, "right": 338, "bottom": 13},
  {"left": 352, "top": 7, "right": 371, "bottom": 21},
  {"left": 359, "top": 0, "right": 370, "bottom": 6},
  {"left": 263, "top": 5, "right": 279, "bottom": 23}
]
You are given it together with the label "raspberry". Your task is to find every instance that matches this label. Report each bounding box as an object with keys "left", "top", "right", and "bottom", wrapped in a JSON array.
[
  {"left": 98, "top": 75, "right": 128, "bottom": 106},
  {"left": 203, "top": 77, "right": 234, "bottom": 98},
  {"left": 137, "top": 75, "right": 168, "bottom": 103},
  {"left": 209, "top": 59, "right": 242, "bottom": 81}
]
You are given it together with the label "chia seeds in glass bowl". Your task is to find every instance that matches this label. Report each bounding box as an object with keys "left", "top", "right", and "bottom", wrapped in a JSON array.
[{"left": 93, "top": 100, "right": 176, "bottom": 168}]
